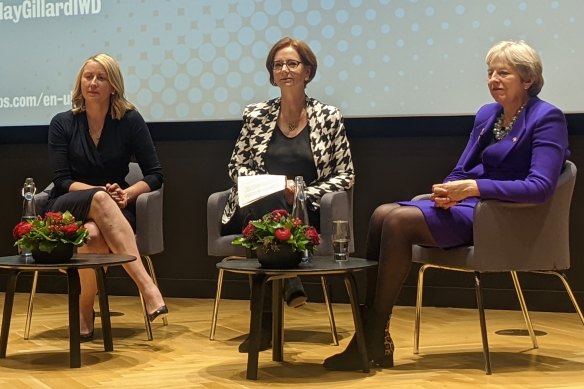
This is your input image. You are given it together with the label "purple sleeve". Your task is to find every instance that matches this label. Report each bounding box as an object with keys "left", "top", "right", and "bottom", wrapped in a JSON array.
[{"left": 476, "top": 107, "right": 568, "bottom": 203}]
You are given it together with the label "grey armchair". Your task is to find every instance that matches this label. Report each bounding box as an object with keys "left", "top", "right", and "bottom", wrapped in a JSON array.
[
  {"left": 207, "top": 187, "right": 355, "bottom": 344},
  {"left": 24, "top": 162, "right": 166, "bottom": 341},
  {"left": 412, "top": 160, "right": 583, "bottom": 374}
]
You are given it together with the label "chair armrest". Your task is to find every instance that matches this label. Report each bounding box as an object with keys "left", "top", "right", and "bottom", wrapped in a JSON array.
[
  {"left": 473, "top": 181, "right": 573, "bottom": 270},
  {"left": 135, "top": 185, "right": 164, "bottom": 256},
  {"left": 319, "top": 189, "right": 354, "bottom": 255},
  {"left": 207, "top": 189, "right": 244, "bottom": 256},
  {"left": 207, "top": 189, "right": 230, "bottom": 240},
  {"left": 33, "top": 184, "right": 54, "bottom": 216},
  {"left": 411, "top": 193, "right": 431, "bottom": 201}
]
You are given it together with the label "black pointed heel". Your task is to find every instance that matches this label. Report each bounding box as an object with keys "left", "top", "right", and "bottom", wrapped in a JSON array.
[
  {"left": 80, "top": 310, "right": 95, "bottom": 342},
  {"left": 323, "top": 330, "right": 394, "bottom": 370},
  {"left": 373, "top": 322, "right": 394, "bottom": 368},
  {"left": 323, "top": 308, "right": 394, "bottom": 371},
  {"left": 148, "top": 305, "right": 168, "bottom": 322}
]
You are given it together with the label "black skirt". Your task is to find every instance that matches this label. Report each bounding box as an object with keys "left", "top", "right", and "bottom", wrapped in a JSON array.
[{"left": 46, "top": 188, "right": 136, "bottom": 231}]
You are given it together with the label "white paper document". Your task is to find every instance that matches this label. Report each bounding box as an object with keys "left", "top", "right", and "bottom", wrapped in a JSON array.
[{"left": 237, "top": 175, "right": 286, "bottom": 207}]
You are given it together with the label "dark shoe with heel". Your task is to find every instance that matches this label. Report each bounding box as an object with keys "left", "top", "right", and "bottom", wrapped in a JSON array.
[
  {"left": 238, "top": 330, "right": 272, "bottom": 353},
  {"left": 80, "top": 310, "right": 95, "bottom": 342},
  {"left": 323, "top": 308, "right": 394, "bottom": 371},
  {"left": 239, "top": 313, "right": 272, "bottom": 353},
  {"left": 285, "top": 290, "right": 307, "bottom": 308},
  {"left": 148, "top": 305, "right": 169, "bottom": 322},
  {"left": 284, "top": 277, "right": 307, "bottom": 308}
]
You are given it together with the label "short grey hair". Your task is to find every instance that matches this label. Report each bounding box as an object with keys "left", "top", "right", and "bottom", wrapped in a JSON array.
[{"left": 486, "top": 40, "right": 544, "bottom": 97}]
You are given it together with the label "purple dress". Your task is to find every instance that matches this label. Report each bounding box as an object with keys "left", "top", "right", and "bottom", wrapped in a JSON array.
[{"left": 399, "top": 97, "right": 569, "bottom": 248}]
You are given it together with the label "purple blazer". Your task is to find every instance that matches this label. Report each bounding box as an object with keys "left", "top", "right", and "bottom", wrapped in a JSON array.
[
  {"left": 445, "top": 96, "right": 569, "bottom": 203},
  {"left": 400, "top": 97, "right": 569, "bottom": 248}
]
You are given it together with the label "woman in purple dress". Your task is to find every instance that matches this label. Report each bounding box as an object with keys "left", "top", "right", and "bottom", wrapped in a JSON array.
[{"left": 324, "top": 40, "right": 570, "bottom": 370}]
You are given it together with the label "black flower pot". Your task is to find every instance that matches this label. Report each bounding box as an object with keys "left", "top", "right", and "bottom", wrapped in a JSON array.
[
  {"left": 256, "top": 244, "right": 303, "bottom": 269},
  {"left": 31, "top": 242, "right": 75, "bottom": 264}
]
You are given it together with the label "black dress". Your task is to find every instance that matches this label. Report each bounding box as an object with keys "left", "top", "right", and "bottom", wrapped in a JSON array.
[{"left": 45, "top": 109, "right": 163, "bottom": 229}]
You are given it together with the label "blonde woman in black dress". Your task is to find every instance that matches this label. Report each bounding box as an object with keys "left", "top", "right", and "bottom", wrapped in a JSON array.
[{"left": 47, "top": 53, "right": 167, "bottom": 340}]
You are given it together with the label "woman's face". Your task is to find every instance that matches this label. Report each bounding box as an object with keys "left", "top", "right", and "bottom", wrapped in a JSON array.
[
  {"left": 81, "top": 61, "right": 114, "bottom": 106},
  {"left": 487, "top": 57, "right": 532, "bottom": 108},
  {"left": 272, "top": 46, "right": 311, "bottom": 91}
]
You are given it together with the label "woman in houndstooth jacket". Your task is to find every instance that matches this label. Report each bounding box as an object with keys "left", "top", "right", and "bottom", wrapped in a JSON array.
[{"left": 222, "top": 37, "right": 355, "bottom": 352}]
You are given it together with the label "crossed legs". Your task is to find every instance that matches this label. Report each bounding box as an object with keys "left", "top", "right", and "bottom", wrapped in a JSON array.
[{"left": 78, "top": 191, "right": 165, "bottom": 334}]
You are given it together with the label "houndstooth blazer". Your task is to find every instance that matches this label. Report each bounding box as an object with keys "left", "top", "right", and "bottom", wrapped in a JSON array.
[{"left": 222, "top": 96, "right": 355, "bottom": 224}]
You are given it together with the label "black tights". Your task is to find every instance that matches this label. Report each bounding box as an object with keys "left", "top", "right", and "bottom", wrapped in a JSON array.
[{"left": 365, "top": 204, "right": 437, "bottom": 325}]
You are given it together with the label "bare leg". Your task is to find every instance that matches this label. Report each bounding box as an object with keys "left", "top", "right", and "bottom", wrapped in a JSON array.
[
  {"left": 86, "top": 191, "right": 165, "bottom": 314},
  {"left": 78, "top": 221, "right": 109, "bottom": 334}
]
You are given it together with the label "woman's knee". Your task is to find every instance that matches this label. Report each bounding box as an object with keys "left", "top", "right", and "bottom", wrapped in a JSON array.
[
  {"left": 90, "top": 190, "right": 115, "bottom": 212},
  {"left": 370, "top": 203, "right": 399, "bottom": 226},
  {"left": 89, "top": 190, "right": 126, "bottom": 224},
  {"left": 82, "top": 221, "right": 108, "bottom": 250},
  {"left": 383, "top": 206, "right": 426, "bottom": 237}
]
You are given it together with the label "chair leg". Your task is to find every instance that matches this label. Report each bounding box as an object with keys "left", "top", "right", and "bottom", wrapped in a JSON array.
[
  {"left": 140, "top": 291, "right": 154, "bottom": 341},
  {"left": 320, "top": 276, "right": 339, "bottom": 345},
  {"left": 474, "top": 272, "right": 492, "bottom": 375},
  {"left": 23, "top": 271, "right": 39, "bottom": 340},
  {"left": 510, "top": 271, "right": 538, "bottom": 349},
  {"left": 143, "top": 255, "right": 168, "bottom": 326},
  {"left": 548, "top": 271, "right": 584, "bottom": 326},
  {"left": 414, "top": 264, "right": 429, "bottom": 354},
  {"left": 209, "top": 268, "right": 225, "bottom": 340},
  {"left": 209, "top": 256, "right": 247, "bottom": 340}
]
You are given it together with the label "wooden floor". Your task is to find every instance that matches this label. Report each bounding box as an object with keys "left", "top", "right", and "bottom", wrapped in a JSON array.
[{"left": 0, "top": 294, "right": 583, "bottom": 388}]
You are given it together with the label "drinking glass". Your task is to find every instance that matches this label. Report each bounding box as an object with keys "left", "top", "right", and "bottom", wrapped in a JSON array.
[{"left": 332, "top": 220, "right": 350, "bottom": 263}]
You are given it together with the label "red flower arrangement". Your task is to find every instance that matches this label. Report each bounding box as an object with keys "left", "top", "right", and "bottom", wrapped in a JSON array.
[
  {"left": 232, "top": 209, "right": 320, "bottom": 253},
  {"left": 13, "top": 211, "right": 89, "bottom": 254}
]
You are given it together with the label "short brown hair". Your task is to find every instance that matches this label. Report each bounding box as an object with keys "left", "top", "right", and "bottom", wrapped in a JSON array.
[
  {"left": 72, "top": 53, "right": 135, "bottom": 119},
  {"left": 265, "top": 37, "right": 317, "bottom": 87},
  {"left": 486, "top": 40, "right": 544, "bottom": 97}
]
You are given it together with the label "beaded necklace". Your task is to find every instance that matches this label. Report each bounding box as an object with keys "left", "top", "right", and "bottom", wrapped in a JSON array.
[{"left": 492, "top": 104, "right": 526, "bottom": 141}]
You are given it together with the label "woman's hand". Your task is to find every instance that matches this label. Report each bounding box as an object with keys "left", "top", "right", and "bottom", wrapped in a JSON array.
[
  {"left": 431, "top": 179, "right": 480, "bottom": 209},
  {"left": 105, "top": 183, "right": 129, "bottom": 209},
  {"left": 284, "top": 179, "right": 296, "bottom": 205}
]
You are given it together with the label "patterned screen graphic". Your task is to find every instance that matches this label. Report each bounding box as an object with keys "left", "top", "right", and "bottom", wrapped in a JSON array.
[{"left": 1, "top": 0, "right": 582, "bottom": 126}]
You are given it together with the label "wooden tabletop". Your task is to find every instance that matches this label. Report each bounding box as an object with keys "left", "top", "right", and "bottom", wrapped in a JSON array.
[
  {"left": 216, "top": 256, "right": 377, "bottom": 276},
  {"left": 0, "top": 253, "right": 135, "bottom": 271}
]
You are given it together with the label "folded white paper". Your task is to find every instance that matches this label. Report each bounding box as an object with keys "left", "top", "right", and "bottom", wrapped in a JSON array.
[{"left": 238, "top": 175, "right": 287, "bottom": 207}]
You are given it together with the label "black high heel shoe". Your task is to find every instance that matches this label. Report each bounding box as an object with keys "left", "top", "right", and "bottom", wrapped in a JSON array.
[
  {"left": 148, "top": 305, "right": 169, "bottom": 322},
  {"left": 80, "top": 310, "right": 95, "bottom": 342},
  {"left": 238, "top": 312, "right": 272, "bottom": 353},
  {"left": 323, "top": 310, "right": 394, "bottom": 371}
]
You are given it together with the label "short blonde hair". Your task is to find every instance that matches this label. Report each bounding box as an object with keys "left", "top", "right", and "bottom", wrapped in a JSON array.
[
  {"left": 486, "top": 40, "right": 544, "bottom": 97},
  {"left": 71, "top": 53, "right": 135, "bottom": 119},
  {"left": 265, "top": 37, "right": 317, "bottom": 87}
]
